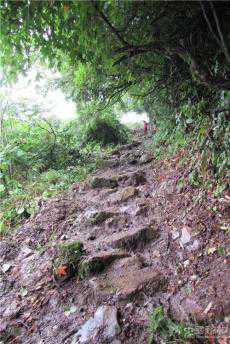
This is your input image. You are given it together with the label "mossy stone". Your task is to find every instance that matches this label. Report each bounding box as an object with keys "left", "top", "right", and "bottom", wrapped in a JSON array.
[{"left": 91, "top": 177, "right": 118, "bottom": 189}]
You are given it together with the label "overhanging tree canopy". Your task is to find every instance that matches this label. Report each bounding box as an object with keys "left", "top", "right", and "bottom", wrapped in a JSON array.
[{"left": 0, "top": 1, "right": 230, "bottom": 107}]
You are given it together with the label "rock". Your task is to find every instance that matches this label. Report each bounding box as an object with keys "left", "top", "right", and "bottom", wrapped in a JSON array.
[
  {"left": 88, "top": 256, "right": 166, "bottom": 301},
  {"left": 102, "top": 224, "right": 158, "bottom": 250},
  {"left": 20, "top": 246, "right": 33, "bottom": 258},
  {"left": 179, "top": 226, "right": 191, "bottom": 247},
  {"left": 170, "top": 294, "right": 205, "bottom": 322},
  {"left": 115, "top": 141, "right": 141, "bottom": 153},
  {"left": 3, "top": 299, "right": 21, "bottom": 319},
  {"left": 1, "top": 262, "right": 12, "bottom": 273},
  {"left": 103, "top": 159, "right": 120, "bottom": 168},
  {"left": 119, "top": 151, "right": 142, "bottom": 166},
  {"left": 80, "top": 250, "right": 130, "bottom": 276},
  {"left": 187, "top": 239, "right": 200, "bottom": 251},
  {"left": 127, "top": 171, "right": 146, "bottom": 186},
  {"left": 89, "top": 211, "right": 115, "bottom": 225},
  {"left": 88, "top": 234, "right": 96, "bottom": 241},
  {"left": 106, "top": 186, "right": 138, "bottom": 204},
  {"left": 84, "top": 208, "right": 97, "bottom": 220},
  {"left": 132, "top": 171, "right": 146, "bottom": 186},
  {"left": 171, "top": 230, "right": 180, "bottom": 240},
  {"left": 125, "top": 303, "right": 134, "bottom": 311},
  {"left": 120, "top": 186, "right": 138, "bottom": 202},
  {"left": 60, "top": 234, "right": 68, "bottom": 241},
  {"left": 72, "top": 305, "right": 120, "bottom": 343},
  {"left": 118, "top": 171, "right": 146, "bottom": 186},
  {"left": 139, "top": 153, "right": 153, "bottom": 165},
  {"left": 123, "top": 141, "right": 141, "bottom": 150},
  {"left": 120, "top": 204, "right": 140, "bottom": 216},
  {"left": 91, "top": 177, "right": 118, "bottom": 189}
]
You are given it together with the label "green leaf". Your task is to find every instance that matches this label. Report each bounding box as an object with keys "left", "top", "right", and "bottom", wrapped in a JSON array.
[
  {"left": 0, "top": 184, "right": 5, "bottom": 192},
  {"left": 64, "top": 305, "right": 77, "bottom": 316},
  {"left": 16, "top": 207, "right": 25, "bottom": 215},
  {"left": 20, "top": 287, "right": 28, "bottom": 297}
]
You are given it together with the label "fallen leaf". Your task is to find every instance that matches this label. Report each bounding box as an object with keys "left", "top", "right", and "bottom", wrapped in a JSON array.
[
  {"left": 56, "top": 265, "right": 68, "bottom": 276},
  {"left": 21, "top": 312, "right": 33, "bottom": 323},
  {"left": 27, "top": 325, "right": 37, "bottom": 333},
  {"left": 207, "top": 247, "right": 216, "bottom": 255},
  {"left": 204, "top": 301, "right": 213, "bottom": 314}
]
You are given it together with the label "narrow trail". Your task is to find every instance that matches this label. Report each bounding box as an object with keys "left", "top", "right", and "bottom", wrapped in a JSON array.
[{"left": 0, "top": 132, "right": 229, "bottom": 343}]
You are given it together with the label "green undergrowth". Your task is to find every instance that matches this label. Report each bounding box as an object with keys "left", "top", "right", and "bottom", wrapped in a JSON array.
[
  {"left": 150, "top": 104, "right": 229, "bottom": 194},
  {"left": 56, "top": 241, "right": 85, "bottom": 268},
  {"left": 0, "top": 151, "right": 105, "bottom": 235},
  {"left": 148, "top": 306, "right": 200, "bottom": 343}
]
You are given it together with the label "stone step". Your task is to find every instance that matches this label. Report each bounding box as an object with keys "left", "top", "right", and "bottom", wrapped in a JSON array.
[
  {"left": 90, "top": 177, "right": 118, "bottom": 189},
  {"left": 80, "top": 250, "right": 130, "bottom": 276},
  {"left": 106, "top": 186, "right": 139, "bottom": 204},
  {"left": 98, "top": 224, "right": 159, "bottom": 251},
  {"left": 111, "top": 141, "right": 141, "bottom": 155},
  {"left": 117, "top": 170, "right": 146, "bottom": 187},
  {"left": 88, "top": 255, "right": 166, "bottom": 301}
]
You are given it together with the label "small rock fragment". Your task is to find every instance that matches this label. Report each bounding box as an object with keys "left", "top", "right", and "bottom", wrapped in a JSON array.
[
  {"left": 121, "top": 186, "right": 138, "bottom": 202},
  {"left": 179, "top": 226, "right": 191, "bottom": 247},
  {"left": 139, "top": 153, "right": 153, "bottom": 165},
  {"left": 1, "top": 262, "right": 12, "bottom": 273},
  {"left": 172, "top": 230, "right": 180, "bottom": 240},
  {"left": 187, "top": 239, "right": 200, "bottom": 251},
  {"left": 72, "top": 305, "right": 120, "bottom": 343}
]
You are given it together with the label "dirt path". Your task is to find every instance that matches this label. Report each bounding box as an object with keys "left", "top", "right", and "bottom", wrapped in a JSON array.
[{"left": 0, "top": 133, "right": 229, "bottom": 343}]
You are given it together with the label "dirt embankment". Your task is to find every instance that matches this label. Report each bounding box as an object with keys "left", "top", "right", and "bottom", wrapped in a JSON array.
[{"left": 0, "top": 134, "right": 229, "bottom": 343}]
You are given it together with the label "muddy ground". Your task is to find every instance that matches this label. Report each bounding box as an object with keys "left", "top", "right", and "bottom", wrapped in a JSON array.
[{"left": 0, "top": 133, "right": 229, "bottom": 343}]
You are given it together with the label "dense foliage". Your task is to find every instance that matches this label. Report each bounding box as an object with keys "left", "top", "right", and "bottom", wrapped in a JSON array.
[
  {"left": 1, "top": 1, "right": 230, "bottom": 95},
  {"left": 0, "top": 96, "right": 128, "bottom": 233},
  {"left": 1, "top": 1, "right": 229, "bottom": 122}
]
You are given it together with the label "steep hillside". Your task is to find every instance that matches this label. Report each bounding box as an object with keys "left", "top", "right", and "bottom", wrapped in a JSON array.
[{"left": 0, "top": 133, "right": 229, "bottom": 343}]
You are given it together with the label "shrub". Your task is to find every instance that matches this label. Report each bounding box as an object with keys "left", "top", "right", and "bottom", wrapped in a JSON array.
[{"left": 148, "top": 306, "right": 195, "bottom": 343}]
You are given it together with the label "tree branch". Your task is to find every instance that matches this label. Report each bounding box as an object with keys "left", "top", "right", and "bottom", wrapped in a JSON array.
[
  {"left": 92, "top": 2, "right": 130, "bottom": 46},
  {"left": 210, "top": 2, "right": 230, "bottom": 64}
]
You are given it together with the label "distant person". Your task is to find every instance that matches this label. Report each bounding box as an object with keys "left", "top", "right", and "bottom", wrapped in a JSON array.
[{"left": 143, "top": 120, "right": 148, "bottom": 133}]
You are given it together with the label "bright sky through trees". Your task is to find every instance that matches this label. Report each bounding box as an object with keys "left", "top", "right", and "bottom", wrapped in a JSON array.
[
  {"left": 0, "top": 66, "right": 76, "bottom": 120},
  {"left": 1, "top": 66, "right": 147, "bottom": 125}
]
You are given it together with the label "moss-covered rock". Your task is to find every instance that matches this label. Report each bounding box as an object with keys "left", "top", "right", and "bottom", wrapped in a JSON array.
[
  {"left": 53, "top": 241, "right": 85, "bottom": 281},
  {"left": 91, "top": 177, "right": 118, "bottom": 189},
  {"left": 90, "top": 211, "right": 115, "bottom": 225},
  {"left": 78, "top": 250, "right": 130, "bottom": 278}
]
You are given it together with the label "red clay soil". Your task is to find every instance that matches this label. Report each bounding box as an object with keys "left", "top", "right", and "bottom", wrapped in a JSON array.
[{"left": 0, "top": 134, "right": 229, "bottom": 343}]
